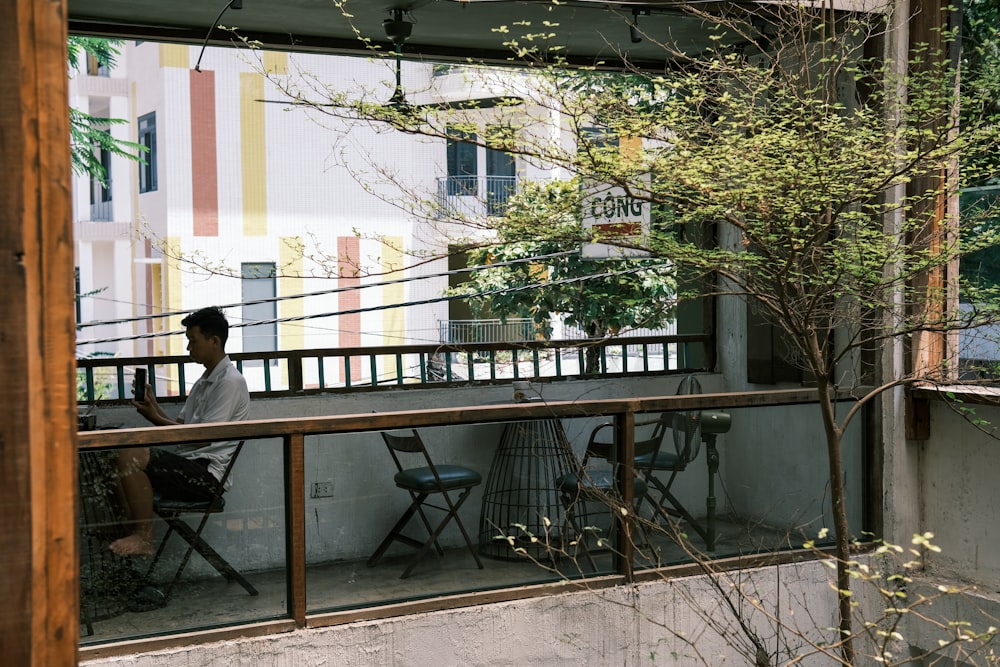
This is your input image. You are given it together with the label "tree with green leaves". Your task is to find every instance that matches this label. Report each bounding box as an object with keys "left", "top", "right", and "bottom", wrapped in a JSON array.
[
  {"left": 68, "top": 36, "right": 145, "bottom": 395},
  {"left": 67, "top": 36, "right": 146, "bottom": 184},
  {"left": 261, "top": 2, "right": 1000, "bottom": 661},
  {"left": 447, "top": 179, "right": 676, "bottom": 373}
]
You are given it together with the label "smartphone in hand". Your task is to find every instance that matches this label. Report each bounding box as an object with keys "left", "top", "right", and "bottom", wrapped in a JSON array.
[{"left": 134, "top": 368, "right": 147, "bottom": 402}]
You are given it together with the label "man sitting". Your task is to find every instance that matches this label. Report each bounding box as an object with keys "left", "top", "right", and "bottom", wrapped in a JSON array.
[{"left": 110, "top": 306, "right": 250, "bottom": 557}]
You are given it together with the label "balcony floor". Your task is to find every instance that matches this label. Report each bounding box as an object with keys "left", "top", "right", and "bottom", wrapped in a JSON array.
[{"left": 80, "top": 514, "right": 806, "bottom": 648}]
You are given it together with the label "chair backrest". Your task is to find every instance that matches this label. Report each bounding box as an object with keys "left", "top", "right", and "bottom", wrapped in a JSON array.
[
  {"left": 381, "top": 430, "right": 424, "bottom": 454},
  {"left": 215, "top": 440, "right": 246, "bottom": 492},
  {"left": 584, "top": 414, "right": 668, "bottom": 466},
  {"left": 197, "top": 440, "right": 246, "bottom": 509},
  {"left": 636, "top": 414, "right": 671, "bottom": 460},
  {"left": 380, "top": 430, "right": 434, "bottom": 474}
]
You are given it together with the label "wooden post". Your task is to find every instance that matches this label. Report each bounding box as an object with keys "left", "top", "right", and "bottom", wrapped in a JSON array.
[
  {"left": 0, "top": 0, "right": 78, "bottom": 665},
  {"left": 908, "top": 0, "right": 958, "bottom": 380}
]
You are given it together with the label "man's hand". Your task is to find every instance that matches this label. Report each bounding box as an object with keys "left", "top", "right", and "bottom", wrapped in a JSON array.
[{"left": 132, "top": 384, "right": 178, "bottom": 426}]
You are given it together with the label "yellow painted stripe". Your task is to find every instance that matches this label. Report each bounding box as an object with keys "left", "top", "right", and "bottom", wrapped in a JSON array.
[
  {"left": 240, "top": 73, "right": 267, "bottom": 236},
  {"left": 130, "top": 83, "right": 141, "bottom": 229},
  {"left": 130, "top": 82, "right": 141, "bottom": 354},
  {"left": 159, "top": 43, "right": 190, "bottom": 69},
  {"left": 381, "top": 238, "right": 404, "bottom": 379},
  {"left": 279, "top": 237, "right": 304, "bottom": 352},
  {"left": 151, "top": 262, "right": 163, "bottom": 354},
  {"left": 164, "top": 236, "right": 187, "bottom": 394},
  {"left": 164, "top": 237, "right": 185, "bottom": 359},
  {"left": 620, "top": 135, "right": 641, "bottom": 161},
  {"left": 263, "top": 51, "right": 288, "bottom": 75}
]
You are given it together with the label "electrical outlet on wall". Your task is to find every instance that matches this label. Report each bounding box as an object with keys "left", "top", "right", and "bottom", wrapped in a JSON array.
[{"left": 311, "top": 481, "right": 334, "bottom": 498}]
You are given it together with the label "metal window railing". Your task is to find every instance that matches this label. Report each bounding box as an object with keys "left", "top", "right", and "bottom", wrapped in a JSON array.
[
  {"left": 439, "top": 318, "right": 537, "bottom": 344},
  {"left": 89, "top": 199, "right": 113, "bottom": 222},
  {"left": 437, "top": 175, "right": 517, "bottom": 217},
  {"left": 76, "top": 334, "right": 711, "bottom": 404}
]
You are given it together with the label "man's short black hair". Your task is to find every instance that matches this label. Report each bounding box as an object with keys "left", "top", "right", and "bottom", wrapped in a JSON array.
[{"left": 181, "top": 306, "right": 230, "bottom": 347}]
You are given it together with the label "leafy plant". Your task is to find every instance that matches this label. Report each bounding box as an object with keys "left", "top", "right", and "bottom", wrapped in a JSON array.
[
  {"left": 67, "top": 36, "right": 147, "bottom": 184},
  {"left": 447, "top": 180, "right": 676, "bottom": 373},
  {"left": 256, "top": 2, "right": 1000, "bottom": 661}
]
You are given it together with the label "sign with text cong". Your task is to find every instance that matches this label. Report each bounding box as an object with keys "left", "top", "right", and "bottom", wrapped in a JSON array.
[{"left": 581, "top": 180, "right": 651, "bottom": 258}]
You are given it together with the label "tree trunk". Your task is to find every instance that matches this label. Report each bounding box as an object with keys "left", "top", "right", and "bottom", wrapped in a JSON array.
[
  {"left": 584, "top": 321, "right": 606, "bottom": 374},
  {"left": 814, "top": 370, "right": 854, "bottom": 664}
]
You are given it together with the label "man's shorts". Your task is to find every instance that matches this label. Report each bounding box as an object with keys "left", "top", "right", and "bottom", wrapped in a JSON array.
[{"left": 146, "top": 448, "right": 219, "bottom": 501}]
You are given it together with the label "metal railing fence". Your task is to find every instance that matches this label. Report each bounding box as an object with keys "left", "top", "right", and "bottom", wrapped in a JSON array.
[
  {"left": 77, "top": 334, "right": 711, "bottom": 404},
  {"left": 436, "top": 175, "right": 517, "bottom": 217}
]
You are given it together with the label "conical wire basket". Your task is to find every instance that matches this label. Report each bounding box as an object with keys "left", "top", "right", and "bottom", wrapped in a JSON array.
[{"left": 478, "top": 418, "right": 578, "bottom": 560}]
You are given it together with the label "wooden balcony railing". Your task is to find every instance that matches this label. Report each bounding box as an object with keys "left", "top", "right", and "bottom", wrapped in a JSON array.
[{"left": 77, "top": 387, "right": 851, "bottom": 658}]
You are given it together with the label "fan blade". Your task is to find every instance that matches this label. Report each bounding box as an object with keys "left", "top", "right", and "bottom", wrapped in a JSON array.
[
  {"left": 673, "top": 374, "right": 703, "bottom": 461},
  {"left": 402, "top": 96, "right": 523, "bottom": 111}
]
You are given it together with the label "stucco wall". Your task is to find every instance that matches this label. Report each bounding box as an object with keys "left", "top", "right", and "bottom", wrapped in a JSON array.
[
  {"left": 82, "top": 559, "right": 847, "bottom": 667},
  {"left": 920, "top": 398, "right": 1000, "bottom": 590}
]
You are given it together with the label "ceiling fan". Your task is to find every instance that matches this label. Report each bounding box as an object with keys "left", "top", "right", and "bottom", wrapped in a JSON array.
[
  {"left": 380, "top": 7, "right": 520, "bottom": 112},
  {"left": 258, "top": 5, "right": 520, "bottom": 113}
]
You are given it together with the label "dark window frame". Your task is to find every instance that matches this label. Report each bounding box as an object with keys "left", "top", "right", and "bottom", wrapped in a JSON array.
[
  {"left": 138, "top": 112, "right": 157, "bottom": 193},
  {"left": 446, "top": 128, "right": 478, "bottom": 196},
  {"left": 241, "top": 262, "right": 278, "bottom": 364}
]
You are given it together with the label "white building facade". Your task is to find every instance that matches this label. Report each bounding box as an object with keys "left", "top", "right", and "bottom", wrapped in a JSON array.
[{"left": 71, "top": 43, "right": 541, "bottom": 392}]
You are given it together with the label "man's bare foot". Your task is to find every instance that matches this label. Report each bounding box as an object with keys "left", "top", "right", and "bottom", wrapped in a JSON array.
[{"left": 110, "top": 533, "right": 153, "bottom": 556}]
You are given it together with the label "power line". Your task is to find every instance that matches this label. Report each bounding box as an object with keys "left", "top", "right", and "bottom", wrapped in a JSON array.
[
  {"left": 81, "top": 295, "right": 453, "bottom": 346},
  {"left": 75, "top": 250, "right": 577, "bottom": 330},
  {"left": 76, "top": 261, "right": 672, "bottom": 346}
]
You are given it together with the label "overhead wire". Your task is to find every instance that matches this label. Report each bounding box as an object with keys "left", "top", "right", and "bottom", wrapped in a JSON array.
[
  {"left": 76, "top": 260, "right": 672, "bottom": 347},
  {"left": 75, "top": 250, "right": 577, "bottom": 330}
]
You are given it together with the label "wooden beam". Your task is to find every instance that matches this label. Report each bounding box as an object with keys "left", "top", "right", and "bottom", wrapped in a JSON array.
[
  {"left": 0, "top": 0, "right": 78, "bottom": 665},
  {"left": 908, "top": 0, "right": 958, "bottom": 380},
  {"left": 285, "top": 434, "right": 307, "bottom": 626}
]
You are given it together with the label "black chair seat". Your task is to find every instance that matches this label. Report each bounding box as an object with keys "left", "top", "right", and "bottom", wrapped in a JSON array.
[
  {"left": 634, "top": 450, "right": 684, "bottom": 471},
  {"left": 154, "top": 494, "right": 225, "bottom": 513},
  {"left": 556, "top": 472, "right": 648, "bottom": 497},
  {"left": 395, "top": 466, "right": 482, "bottom": 492}
]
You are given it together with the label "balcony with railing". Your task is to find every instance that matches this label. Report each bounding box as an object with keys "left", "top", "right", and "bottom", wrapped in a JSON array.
[
  {"left": 74, "top": 332, "right": 880, "bottom": 660},
  {"left": 437, "top": 175, "right": 517, "bottom": 218},
  {"left": 439, "top": 318, "right": 676, "bottom": 346},
  {"left": 89, "top": 198, "right": 114, "bottom": 222},
  {"left": 439, "top": 318, "right": 537, "bottom": 344}
]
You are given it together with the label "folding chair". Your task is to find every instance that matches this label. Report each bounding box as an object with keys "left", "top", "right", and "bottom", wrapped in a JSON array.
[
  {"left": 367, "top": 429, "right": 484, "bottom": 578},
  {"left": 555, "top": 420, "right": 658, "bottom": 570},
  {"left": 146, "top": 441, "right": 258, "bottom": 601},
  {"left": 634, "top": 412, "right": 710, "bottom": 546}
]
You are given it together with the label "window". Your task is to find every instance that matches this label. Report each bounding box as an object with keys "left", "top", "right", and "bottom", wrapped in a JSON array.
[
  {"left": 75, "top": 267, "right": 82, "bottom": 324},
  {"left": 89, "top": 144, "right": 112, "bottom": 221},
  {"left": 485, "top": 129, "right": 515, "bottom": 216},
  {"left": 446, "top": 128, "right": 477, "bottom": 196},
  {"left": 579, "top": 126, "right": 619, "bottom": 152},
  {"left": 138, "top": 113, "right": 157, "bottom": 193},
  {"left": 86, "top": 52, "right": 109, "bottom": 77},
  {"left": 746, "top": 308, "right": 804, "bottom": 385},
  {"left": 241, "top": 263, "right": 277, "bottom": 361}
]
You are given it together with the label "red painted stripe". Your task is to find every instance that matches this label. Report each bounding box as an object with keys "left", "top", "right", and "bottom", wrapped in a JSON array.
[{"left": 190, "top": 70, "right": 218, "bottom": 236}]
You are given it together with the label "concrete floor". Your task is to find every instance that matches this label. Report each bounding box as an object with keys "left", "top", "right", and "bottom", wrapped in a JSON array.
[{"left": 80, "top": 513, "right": 805, "bottom": 647}]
